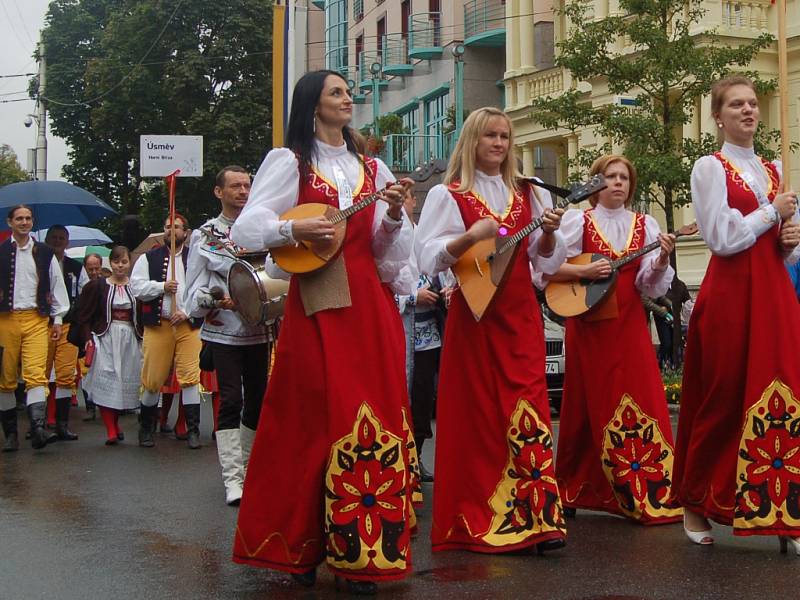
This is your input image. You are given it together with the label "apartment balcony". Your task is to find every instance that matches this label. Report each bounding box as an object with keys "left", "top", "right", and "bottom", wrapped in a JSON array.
[
  {"left": 358, "top": 51, "right": 390, "bottom": 91},
  {"left": 338, "top": 66, "right": 367, "bottom": 104},
  {"left": 311, "top": 0, "right": 325, "bottom": 8},
  {"left": 381, "top": 133, "right": 456, "bottom": 173},
  {"left": 408, "top": 12, "right": 443, "bottom": 60},
  {"left": 382, "top": 34, "right": 413, "bottom": 76},
  {"left": 521, "top": 66, "right": 566, "bottom": 100},
  {"left": 464, "top": 0, "right": 506, "bottom": 47}
]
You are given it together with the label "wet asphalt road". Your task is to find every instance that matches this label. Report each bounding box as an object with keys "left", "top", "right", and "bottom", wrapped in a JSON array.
[{"left": 2, "top": 403, "right": 800, "bottom": 600}]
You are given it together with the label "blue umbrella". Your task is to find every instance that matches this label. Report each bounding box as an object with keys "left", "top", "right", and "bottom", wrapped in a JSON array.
[
  {"left": 32, "top": 225, "right": 112, "bottom": 248},
  {"left": 0, "top": 181, "right": 117, "bottom": 231}
]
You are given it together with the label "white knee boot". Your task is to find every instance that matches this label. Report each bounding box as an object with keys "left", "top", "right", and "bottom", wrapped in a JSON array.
[{"left": 215, "top": 428, "right": 244, "bottom": 506}]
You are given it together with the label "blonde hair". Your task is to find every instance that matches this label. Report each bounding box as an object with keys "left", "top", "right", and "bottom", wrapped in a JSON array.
[
  {"left": 444, "top": 107, "right": 521, "bottom": 193},
  {"left": 588, "top": 154, "right": 637, "bottom": 207}
]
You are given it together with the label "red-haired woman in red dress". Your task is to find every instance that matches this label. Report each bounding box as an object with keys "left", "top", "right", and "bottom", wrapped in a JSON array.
[
  {"left": 672, "top": 75, "right": 800, "bottom": 551},
  {"left": 547, "top": 155, "right": 681, "bottom": 526}
]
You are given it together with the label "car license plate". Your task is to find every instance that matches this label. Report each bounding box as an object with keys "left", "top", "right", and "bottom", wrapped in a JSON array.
[{"left": 546, "top": 362, "right": 559, "bottom": 374}]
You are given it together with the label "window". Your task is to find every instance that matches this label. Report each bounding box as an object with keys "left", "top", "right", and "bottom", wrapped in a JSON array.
[
  {"left": 353, "top": 0, "right": 363, "bottom": 22},
  {"left": 377, "top": 17, "right": 386, "bottom": 56},
  {"left": 325, "top": 0, "right": 348, "bottom": 72},
  {"left": 424, "top": 92, "right": 450, "bottom": 159}
]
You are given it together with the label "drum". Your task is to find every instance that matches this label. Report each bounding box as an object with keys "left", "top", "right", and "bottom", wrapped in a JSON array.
[{"left": 227, "top": 254, "right": 289, "bottom": 325}]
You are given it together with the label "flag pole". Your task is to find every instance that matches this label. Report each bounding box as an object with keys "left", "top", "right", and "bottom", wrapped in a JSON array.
[
  {"left": 165, "top": 169, "right": 181, "bottom": 317},
  {"left": 777, "top": 0, "right": 791, "bottom": 189}
]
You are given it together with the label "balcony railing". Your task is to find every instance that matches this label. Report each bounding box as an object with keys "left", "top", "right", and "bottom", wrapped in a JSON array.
[
  {"left": 358, "top": 51, "right": 389, "bottom": 91},
  {"left": 382, "top": 34, "right": 413, "bottom": 76},
  {"left": 381, "top": 133, "right": 456, "bottom": 173},
  {"left": 311, "top": 0, "right": 325, "bottom": 8},
  {"left": 524, "top": 66, "right": 565, "bottom": 99},
  {"left": 408, "top": 12, "right": 443, "bottom": 60},
  {"left": 464, "top": 0, "right": 506, "bottom": 46}
]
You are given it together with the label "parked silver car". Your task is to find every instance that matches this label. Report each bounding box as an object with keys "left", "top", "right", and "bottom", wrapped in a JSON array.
[{"left": 543, "top": 312, "right": 565, "bottom": 416}]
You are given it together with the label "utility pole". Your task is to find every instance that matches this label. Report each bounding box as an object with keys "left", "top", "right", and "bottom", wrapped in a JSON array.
[{"left": 35, "top": 42, "right": 47, "bottom": 181}]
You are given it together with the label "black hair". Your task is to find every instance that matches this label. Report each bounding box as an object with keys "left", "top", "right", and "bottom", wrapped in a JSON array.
[
  {"left": 215, "top": 165, "right": 249, "bottom": 188},
  {"left": 109, "top": 245, "right": 131, "bottom": 262},
  {"left": 45, "top": 224, "right": 69, "bottom": 241},
  {"left": 285, "top": 70, "right": 362, "bottom": 181}
]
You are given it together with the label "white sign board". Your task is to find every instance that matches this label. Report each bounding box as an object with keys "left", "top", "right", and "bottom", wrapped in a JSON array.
[{"left": 140, "top": 135, "right": 203, "bottom": 177}]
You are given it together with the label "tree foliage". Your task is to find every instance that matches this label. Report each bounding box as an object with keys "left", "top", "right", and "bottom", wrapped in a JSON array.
[
  {"left": 0, "top": 145, "right": 30, "bottom": 187},
  {"left": 530, "top": 0, "right": 774, "bottom": 232},
  {"left": 39, "top": 0, "right": 273, "bottom": 242}
]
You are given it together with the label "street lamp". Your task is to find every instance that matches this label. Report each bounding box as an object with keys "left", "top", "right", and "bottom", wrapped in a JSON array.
[
  {"left": 370, "top": 61, "right": 382, "bottom": 138},
  {"left": 452, "top": 44, "right": 466, "bottom": 137}
]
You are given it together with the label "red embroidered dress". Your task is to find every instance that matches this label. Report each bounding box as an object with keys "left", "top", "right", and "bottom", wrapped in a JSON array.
[
  {"left": 431, "top": 183, "right": 567, "bottom": 553},
  {"left": 233, "top": 157, "right": 417, "bottom": 581},
  {"left": 672, "top": 154, "right": 800, "bottom": 536},
  {"left": 556, "top": 209, "right": 682, "bottom": 524}
]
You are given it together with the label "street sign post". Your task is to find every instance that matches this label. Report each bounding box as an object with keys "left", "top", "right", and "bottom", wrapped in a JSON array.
[{"left": 139, "top": 135, "right": 203, "bottom": 178}]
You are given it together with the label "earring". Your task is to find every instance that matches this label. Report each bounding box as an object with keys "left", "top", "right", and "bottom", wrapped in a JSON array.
[
  {"left": 717, "top": 122, "right": 723, "bottom": 129},
  {"left": 313, "top": 114, "right": 317, "bottom": 134}
]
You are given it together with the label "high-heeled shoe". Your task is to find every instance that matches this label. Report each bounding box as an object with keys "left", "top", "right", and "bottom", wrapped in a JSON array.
[
  {"left": 290, "top": 569, "right": 316, "bottom": 588},
  {"left": 683, "top": 515, "right": 714, "bottom": 545},
  {"left": 334, "top": 576, "right": 377, "bottom": 595},
  {"left": 779, "top": 536, "right": 800, "bottom": 555}
]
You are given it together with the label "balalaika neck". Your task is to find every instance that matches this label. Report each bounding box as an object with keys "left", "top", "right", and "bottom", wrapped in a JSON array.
[
  {"left": 330, "top": 191, "right": 382, "bottom": 224},
  {"left": 495, "top": 194, "right": 573, "bottom": 255},
  {"left": 609, "top": 239, "right": 661, "bottom": 271}
]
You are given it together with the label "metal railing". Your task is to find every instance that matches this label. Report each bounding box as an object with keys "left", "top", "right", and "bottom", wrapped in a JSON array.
[
  {"left": 381, "top": 133, "right": 456, "bottom": 173},
  {"left": 408, "top": 12, "right": 442, "bottom": 57},
  {"left": 381, "top": 34, "right": 410, "bottom": 71},
  {"left": 464, "top": 0, "right": 506, "bottom": 41}
]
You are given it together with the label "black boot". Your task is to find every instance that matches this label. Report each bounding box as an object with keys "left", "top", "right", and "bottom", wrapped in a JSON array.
[
  {"left": 184, "top": 404, "right": 201, "bottom": 449},
  {"left": 1, "top": 409, "right": 19, "bottom": 452},
  {"left": 28, "top": 402, "right": 57, "bottom": 449},
  {"left": 138, "top": 405, "right": 157, "bottom": 448},
  {"left": 290, "top": 569, "right": 317, "bottom": 588},
  {"left": 417, "top": 438, "right": 434, "bottom": 483},
  {"left": 334, "top": 577, "right": 377, "bottom": 595},
  {"left": 82, "top": 393, "right": 96, "bottom": 422},
  {"left": 55, "top": 397, "right": 79, "bottom": 441}
]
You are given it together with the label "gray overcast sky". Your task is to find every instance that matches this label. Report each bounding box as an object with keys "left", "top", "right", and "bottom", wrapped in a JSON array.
[{"left": 0, "top": 0, "right": 68, "bottom": 181}]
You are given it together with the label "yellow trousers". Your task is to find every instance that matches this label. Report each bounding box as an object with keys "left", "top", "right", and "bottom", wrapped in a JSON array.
[
  {"left": 46, "top": 322, "right": 78, "bottom": 396},
  {"left": 0, "top": 310, "right": 49, "bottom": 394},
  {"left": 141, "top": 319, "right": 201, "bottom": 393}
]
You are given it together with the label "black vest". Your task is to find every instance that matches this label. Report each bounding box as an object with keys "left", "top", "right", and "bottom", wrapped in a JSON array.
[
  {"left": 140, "top": 245, "right": 197, "bottom": 328},
  {"left": 61, "top": 256, "right": 83, "bottom": 323},
  {"left": 0, "top": 238, "right": 54, "bottom": 316}
]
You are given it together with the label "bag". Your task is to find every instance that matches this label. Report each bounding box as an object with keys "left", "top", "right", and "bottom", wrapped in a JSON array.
[
  {"left": 84, "top": 339, "right": 96, "bottom": 367},
  {"left": 199, "top": 342, "right": 214, "bottom": 372}
]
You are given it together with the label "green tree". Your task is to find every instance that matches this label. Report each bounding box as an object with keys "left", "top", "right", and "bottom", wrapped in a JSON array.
[
  {"left": 39, "top": 0, "right": 273, "bottom": 242},
  {"left": 530, "top": 0, "right": 774, "bottom": 236},
  {"left": 529, "top": 0, "right": 776, "bottom": 364},
  {"left": 0, "top": 145, "right": 30, "bottom": 186}
]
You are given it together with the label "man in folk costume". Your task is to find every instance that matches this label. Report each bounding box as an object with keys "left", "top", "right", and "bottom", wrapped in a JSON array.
[
  {"left": 131, "top": 214, "right": 202, "bottom": 449},
  {"left": 184, "top": 165, "right": 273, "bottom": 506},
  {"left": 0, "top": 205, "right": 69, "bottom": 451},
  {"left": 44, "top": 224, "right": 89, "bottom": 440}
]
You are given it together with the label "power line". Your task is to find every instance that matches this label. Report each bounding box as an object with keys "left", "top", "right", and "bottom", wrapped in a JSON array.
[
  {"left": 43, "top": 0, "right": 187, "bottom": 107},
  {"left": 0, "top": 73, "right": 36, "bottom": 79},
  {"left": 0, "top": 98, "right": 31, "bottom": 104},
  {"left": 0, "top": 90, "right": 28, "bottom": 97},
  {"left": 0, "top": 1, "right": 32, "bottom": 50},
  {"left": 10, "top": 0, "right": 37, "bottom": 46}
]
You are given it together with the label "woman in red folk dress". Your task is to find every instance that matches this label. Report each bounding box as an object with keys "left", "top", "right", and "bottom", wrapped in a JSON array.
[
  {"left": 672, "top": 76, "right": 800, "bottom": 551},
  {"left": 229, "top": 70, "right": 417, "bottom": 595},
  {"left": 546, "top": 155, "right": 681, "bottom": 526},
  {"left": 415, "top": 107, "right": 568, "bottom": 555}
]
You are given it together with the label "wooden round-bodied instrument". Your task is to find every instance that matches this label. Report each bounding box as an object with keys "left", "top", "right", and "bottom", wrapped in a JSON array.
[
  {"left": 270, "top": 159, "right": 448, "bottom": 274},
  {"left": 227, "top": 253, "right": 290, "bottom": 325},
  {"left": 544, "top": 254, "right": 619, "bottom": 317}
]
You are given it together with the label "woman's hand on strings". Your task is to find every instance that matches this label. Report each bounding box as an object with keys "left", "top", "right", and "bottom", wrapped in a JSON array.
[
  {"left": 292, "top": 217, "right": 336, "bottom": 243},
  {"left": 381, "top": 178, "right": 413, "bottom": 221}
]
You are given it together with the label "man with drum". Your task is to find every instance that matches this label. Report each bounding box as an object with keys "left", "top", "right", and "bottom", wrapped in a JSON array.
[
  {"left": 131, "top": 214, "right": 203, "bottom": 449},
  {"left": 185, "top": 165, "right": 271, "bottom": 506}
]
